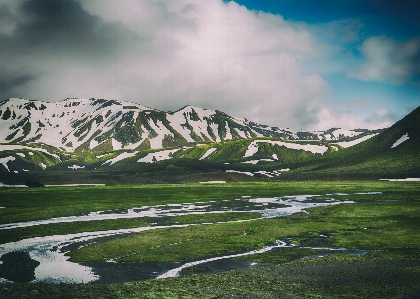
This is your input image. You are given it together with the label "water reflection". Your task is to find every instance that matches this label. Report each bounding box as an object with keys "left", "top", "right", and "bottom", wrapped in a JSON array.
[{"left": 0, "top": 195, "right": 354, "bottom": 283}]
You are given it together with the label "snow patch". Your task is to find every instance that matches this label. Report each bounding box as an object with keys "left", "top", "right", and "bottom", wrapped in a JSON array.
[
  {"left": 244, "top": 142, "right": 259, "bottom": 157},
  {"left": 242, "top": 159, "right": 274, "bottom": 164},
  {"left": 137, "top": 149, "right": 179, "bottom": 163},
  {"left": 391, "top": 133, "right": 409, "bottom": 148},
  {"left": 335, "top": 134, "right": 378, "bottom": 148},
  {"left": 0, "top": 145, "right": 60, "bottom": 160},
  {"left": 224, "top": 122, "right": 232, "bottom": 140},
  {"left": 0, "top": 182, "right": 27, "bottom": 188},
  {"left": 234, "top": 128, "right": 247, "bottom": 138},
  {"left": 244, "top": 140, "right": 328, "bottom": 157},
  {"left": 380, "top": 178, "right": 420, "bottom": 182},
  {"left": 111, "top": 138, "right": 123, "bottom": 151},
  {"left": 226, "top": 170, "right": 254, "bottom": 176},
  {"left": 102, "top": 152, "right": 137, "bottom": 166},
  {"left": 321, "top": 129, "right": 363, "bottom": 140},
  {"left": 254, "top": 171, "right": 274, "bottom": 177},
  {"left": 0, "top": 156, "right": 15, "bottom": 172},
  {"left": 200, "top": 148, "right": 217, "bottom": 160},
  {"left": 68, "top": 165, "right": 85, "bottom": 170},
  {"left": 227, "top": 168, "right": 289, "bottom": 177}
]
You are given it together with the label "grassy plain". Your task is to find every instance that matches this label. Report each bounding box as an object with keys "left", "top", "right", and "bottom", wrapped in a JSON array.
[{"left": 1, "top": 181, "right": 420, "bottom": 298}]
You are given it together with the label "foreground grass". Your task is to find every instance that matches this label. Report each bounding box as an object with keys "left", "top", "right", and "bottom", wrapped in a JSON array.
[
  {"left": 1, "top": 181, "right": 420, "bottom": 298},
  {"left": 2, "top": 252, "right": 420, "bottom": 299},
  {"left": 67, "top": 198, "right": 420, "bottom": 263}
]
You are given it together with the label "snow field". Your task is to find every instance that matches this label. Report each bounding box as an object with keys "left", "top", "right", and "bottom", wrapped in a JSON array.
[
  {"left": 321, "top": 129, "right": 363, "bottom": 140},
  {"left": 0, "top": 145, "right": 60, "bottom": 159},
  {"left": 137, "top": 149, "right": 179, "bottom": 163},
  {"left": 102, "top": 152, "right": 138, "bottom": 166},
  {"left": 244, "top": 140, "right": 328, "bottom": 157},
  {"left": 335, "top": 134, "right": 378, "bottom": 148}
]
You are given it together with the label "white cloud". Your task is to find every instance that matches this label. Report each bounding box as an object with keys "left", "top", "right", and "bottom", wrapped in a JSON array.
[
  {"left": 348, "top": 35, "right": 420, "bottom": 84},
  {"left": 314, "top": 106, "right": 396, "bottom": 131},
  {"left": 1, "top": 0, "right": 330, "bottom": 129}
]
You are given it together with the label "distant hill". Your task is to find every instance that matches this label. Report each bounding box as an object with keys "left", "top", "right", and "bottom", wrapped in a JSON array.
[
  {"left": 1, "top": 97, "right": 418, "bottom": 183},
  {"left": 281, "top": 106, "right": 420, "bottom": 179}
]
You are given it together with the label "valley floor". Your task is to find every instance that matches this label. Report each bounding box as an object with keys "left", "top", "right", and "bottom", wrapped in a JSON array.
[{"left": 0, "top": 181, "right": 419, "bottom": 298}]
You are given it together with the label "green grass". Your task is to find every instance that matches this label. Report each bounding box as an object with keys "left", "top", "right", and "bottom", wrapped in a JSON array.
[
  {"left": 1, "top": 181, "right": 420, "bottom": 298},
  {"left": 1, "top": 181, "right": 415, "bottom": 224},
  {"left": 66, "top": 197, "right": 420, "bottom": 263},
  {"left": 1, "top": 181, "right": 418, "bottom": 223},
  {"left": 0, "top": 212, "right": 261, "bottom": 245}
]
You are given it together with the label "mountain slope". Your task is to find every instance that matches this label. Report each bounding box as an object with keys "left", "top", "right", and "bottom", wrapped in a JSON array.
[
  {"left": 284, "top": 106, "right": 420, "bottom": 178},
  {"left": 0, "top": 98, "right": 379, "bottom": 153}
]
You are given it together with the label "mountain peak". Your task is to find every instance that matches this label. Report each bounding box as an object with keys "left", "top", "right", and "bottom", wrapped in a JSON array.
[{"left": 0, "top": 98, "right": 386, "bottom": 152}]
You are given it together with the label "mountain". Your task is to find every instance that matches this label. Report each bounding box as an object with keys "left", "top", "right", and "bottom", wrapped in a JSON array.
[
  {"left": 282, "top": 106, "right": 420, "bottom": 179},
  {"left": 0, "top": 98, "right": 379, "bottom": 153},
  {"left": 5, "top": 97, "right": 416, "bottom": 183}
]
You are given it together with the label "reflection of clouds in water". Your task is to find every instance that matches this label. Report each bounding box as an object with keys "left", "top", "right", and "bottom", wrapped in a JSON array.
[
  {"left": 0, "top": 195, "right": 354, "bottom": 283},
  {"left": 0, "top": 195, "right": 351, "bottom": 231},
  {"left": 0, "top": 224, "right": 192, "bottom": 283},
  {"left": 158, "top": 239, "right": 292, "bottom": 279}
]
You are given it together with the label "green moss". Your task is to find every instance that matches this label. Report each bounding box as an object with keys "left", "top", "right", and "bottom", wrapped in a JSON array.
[{"left": 134, "top": 138, "right": 151, "bottom": 151}]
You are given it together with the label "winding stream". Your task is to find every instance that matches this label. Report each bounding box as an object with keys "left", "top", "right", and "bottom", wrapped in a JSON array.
[{"left": 0, "top": 195, "right": 355, "bottom": 283}]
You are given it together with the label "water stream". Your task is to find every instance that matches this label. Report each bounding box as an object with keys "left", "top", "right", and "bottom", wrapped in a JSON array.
[{"left": 0, "top": 195, "right": 355, "bottom": 283}]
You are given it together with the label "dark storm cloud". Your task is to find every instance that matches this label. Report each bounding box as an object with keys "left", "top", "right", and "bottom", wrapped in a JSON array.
[
  {"left": 18, "top": 0, "right": 102, "bottom": 48},
  {"left": 16, "top": 0, "right": 142, "bottom": 53},
  {"left": 0, "top": 0, "right": 141, "bottom": 100}
]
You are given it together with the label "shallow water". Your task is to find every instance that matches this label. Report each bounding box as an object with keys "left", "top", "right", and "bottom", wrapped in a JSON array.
[
  {"left": 0, "top": 194, "right": 354, "bottom": 283},
  {"left": 0, "top": 196, "right": 350, "bottom": 230},
  {"left": 157, "top": 239, "right": 291, "bottom": 279}
]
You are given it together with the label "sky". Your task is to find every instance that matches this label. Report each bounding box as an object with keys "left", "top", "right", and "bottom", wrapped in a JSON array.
[{"left": 0, "top": 0, "right": 419, "bottom": 130}]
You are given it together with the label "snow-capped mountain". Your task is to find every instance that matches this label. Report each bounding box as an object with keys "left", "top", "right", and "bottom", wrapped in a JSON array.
[{"left": 0, "top": 98, "right": 380, "bottom": 152}]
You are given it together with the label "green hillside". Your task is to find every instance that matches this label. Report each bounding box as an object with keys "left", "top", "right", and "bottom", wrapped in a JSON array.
[
  {"left": 1, "top": 107, "right": 418, "bottom": 183},
  {"left": 283, "top": 106, "right": 420, "bottom": 179}
]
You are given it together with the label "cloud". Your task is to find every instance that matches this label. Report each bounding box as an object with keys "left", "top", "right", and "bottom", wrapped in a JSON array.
[
  {"left": 368, "top": 107, "right": 399, "bottom": 125},
  {"left": 314, "top": 96, "right": 402, "bottom": 130},
  {"left": 348, "top": 35, "right": 420, "bottom": 84},
  {"left": 314, "top": 106, "right": 397, "bottom": 131},
  {"left": 0, "top": 0, "right": 331, "bottom": 129},
  {"left": 345, "top": 98, "right": 376, "bottom": 109}
]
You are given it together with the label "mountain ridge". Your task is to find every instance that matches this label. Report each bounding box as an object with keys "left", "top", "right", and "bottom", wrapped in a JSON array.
[
  {"left": 0, "top": 98, "right": 380, "bottom": 153},
  {"left": 2, "top": 98, "right": 418, "bottom": 183}
]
